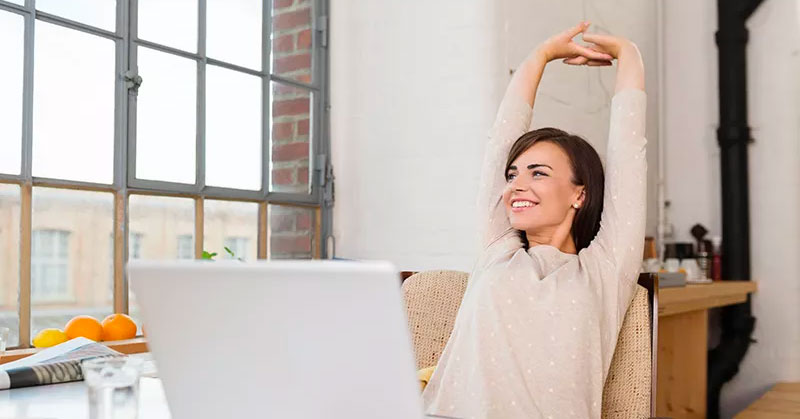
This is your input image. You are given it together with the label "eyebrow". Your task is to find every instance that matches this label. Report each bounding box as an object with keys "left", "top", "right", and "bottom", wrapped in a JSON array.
[{"left": 507, "top": 164, "right": 553, "bottom": 171}]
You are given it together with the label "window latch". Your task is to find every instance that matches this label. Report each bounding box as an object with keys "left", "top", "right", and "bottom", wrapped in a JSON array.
[{"left": 123, "top": 71, "right": 143, "bottom": 92}]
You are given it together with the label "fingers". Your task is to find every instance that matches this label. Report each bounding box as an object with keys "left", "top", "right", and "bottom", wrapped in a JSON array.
[
  {"left": 581, "top": 32, "right": 610, "bottom": 46},
  {"left": 563, "top": 56, "right": 613, "bottom": 66},
  {"left": 565, "top": 21, "right": 591, "bottom": 39},
  {"left": 572, "top": 43, "right": 613, "bottom": 61},
  {"left": 563, "top": 56, "right": 589, "bottom": 65}
]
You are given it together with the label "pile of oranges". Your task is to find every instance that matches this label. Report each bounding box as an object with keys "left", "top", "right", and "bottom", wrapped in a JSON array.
[{"left": 32, "top": 313, "right": 138, "bottom": 348}]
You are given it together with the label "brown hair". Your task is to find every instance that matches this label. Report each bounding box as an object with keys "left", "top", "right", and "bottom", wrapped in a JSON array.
[{"left": 504, "top": 127, "right": 605, "bottom": 252}]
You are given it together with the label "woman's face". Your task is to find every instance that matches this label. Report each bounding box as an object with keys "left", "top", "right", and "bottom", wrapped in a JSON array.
[{"left": 503, "top": 141, "right": 585, "bottom": 234}]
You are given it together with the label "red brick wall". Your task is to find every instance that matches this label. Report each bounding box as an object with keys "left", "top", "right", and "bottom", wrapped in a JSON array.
[
  {"left": 270, "top": 0, "right": 314, "bottom": 258},
  {"left": 270, "top": 205, "right": 313, "bottom": 259}
]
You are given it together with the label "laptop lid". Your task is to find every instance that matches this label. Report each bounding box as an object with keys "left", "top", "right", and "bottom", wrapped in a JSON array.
[{"left": 129, "top": 260, "right": 425, "bottom": 419}]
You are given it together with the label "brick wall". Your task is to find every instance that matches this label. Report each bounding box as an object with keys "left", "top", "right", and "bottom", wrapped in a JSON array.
[{"left": 270, "top": 0, "right": 314, "bottom": 258}]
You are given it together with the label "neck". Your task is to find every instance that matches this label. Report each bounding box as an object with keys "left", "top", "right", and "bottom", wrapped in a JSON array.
[{"left": 526, "top": 231, "right": 578, "bottom": 255}]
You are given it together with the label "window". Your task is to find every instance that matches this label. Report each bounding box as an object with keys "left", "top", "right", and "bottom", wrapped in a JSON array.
[
  {"left": 31, "top": 230, "right": 71, "bottom": 302},
  {"left": 130, "top": 233, "right": 143, "bottom": 260},
  {"left": 0, "top": 0, "right": 331, "bottom": 348},
  {"left": 177, "top": 235, "right": 195, "bottom": 260},
  {"left": 223, "top": 237, "right": 249, "bottom": 260}
]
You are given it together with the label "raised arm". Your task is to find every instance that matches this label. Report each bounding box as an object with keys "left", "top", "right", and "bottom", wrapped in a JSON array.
[
  {"left": 478, "top": 22, "right": 614, "bottom": 246},
  {"left": 579, "top": 35, "right": 648, "bottom": 324}
]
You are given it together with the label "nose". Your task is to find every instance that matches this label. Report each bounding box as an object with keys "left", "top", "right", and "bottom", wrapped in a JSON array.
[{"left": 510, "top": 175, "right": 526, "bottom": 192}]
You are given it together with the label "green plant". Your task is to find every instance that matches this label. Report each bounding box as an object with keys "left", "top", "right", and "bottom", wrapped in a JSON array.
[{"left": 202, "top": 247, "right": 242, "bottom": 262}]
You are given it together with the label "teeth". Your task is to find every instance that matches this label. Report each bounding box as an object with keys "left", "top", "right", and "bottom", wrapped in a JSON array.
[{"left": 512, "top": 201, "right": 534, "bottom": 208}]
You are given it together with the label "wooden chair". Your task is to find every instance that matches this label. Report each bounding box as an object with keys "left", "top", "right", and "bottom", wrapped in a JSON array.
[{"left": 401, "top": 270, "right": 659, "bottom": 418}]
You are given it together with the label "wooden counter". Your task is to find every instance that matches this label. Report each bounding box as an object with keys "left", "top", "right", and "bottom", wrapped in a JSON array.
[
  {"left": 735, "top": 382, "right": 800, "bottom": 418},
  {"left": 656, "top": 280, "right": 758, "bottom": 419},
  {"left": 659, "top": 281, "right": 758, "bottom": 317}
]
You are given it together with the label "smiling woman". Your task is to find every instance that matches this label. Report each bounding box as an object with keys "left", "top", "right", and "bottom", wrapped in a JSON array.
[
  {"left": 421, "top": 22, "right": 647, "bottom": 418},
  {"left": 502, "top": 127, "right": 605, "bottom": 252}
]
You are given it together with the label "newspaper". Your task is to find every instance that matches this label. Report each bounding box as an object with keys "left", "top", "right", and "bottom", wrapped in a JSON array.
[{"left": 0, "top": 337, "right": 123, "bottom": 390}]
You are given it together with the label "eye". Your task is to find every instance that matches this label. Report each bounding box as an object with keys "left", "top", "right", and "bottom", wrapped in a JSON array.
[
  {"left": 506, "top": 173, "right": 516, "bottom": 182},
  {"left": 532, "top": 170, "right": 548, "bottom": 178}
]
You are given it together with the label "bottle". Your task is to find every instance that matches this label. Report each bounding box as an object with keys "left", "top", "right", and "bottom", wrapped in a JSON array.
[
  {"left": 696, "top": 239, "right": 712, "bottom": 280},
  {"left": 711, "top": 236, "right": 722, "bottom": 281}
]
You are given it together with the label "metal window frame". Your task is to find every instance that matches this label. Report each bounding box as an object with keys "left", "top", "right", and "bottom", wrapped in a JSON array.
[{"left": 0, "top": 0, "right": 332, "bottom": 348}]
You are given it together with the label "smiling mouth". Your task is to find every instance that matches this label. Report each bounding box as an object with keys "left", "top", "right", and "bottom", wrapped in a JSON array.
[{"left": 510, "top": 200, "right": 538, "bottom": 212}]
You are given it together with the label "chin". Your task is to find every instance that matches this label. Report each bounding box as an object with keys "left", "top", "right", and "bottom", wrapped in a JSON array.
[{"left": 509, "top": 218, "right": 537, "bottom": 232}]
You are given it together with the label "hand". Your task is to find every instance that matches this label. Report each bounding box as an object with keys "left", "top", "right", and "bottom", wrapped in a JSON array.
[
  {"left": 538, "top": 22, "right": 613, "bottom": 66},
  {"left": 579, "top": 32, "right": 639, "bottom": 61}
]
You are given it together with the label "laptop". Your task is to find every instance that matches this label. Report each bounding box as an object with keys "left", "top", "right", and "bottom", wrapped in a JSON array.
[{"left": 129, "top": 260, "right": 452, "bottom": 419}]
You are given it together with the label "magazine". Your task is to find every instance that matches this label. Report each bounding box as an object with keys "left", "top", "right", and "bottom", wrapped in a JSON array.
[{"left": 0, "top": 337, "right": 123, "bottom": 390}]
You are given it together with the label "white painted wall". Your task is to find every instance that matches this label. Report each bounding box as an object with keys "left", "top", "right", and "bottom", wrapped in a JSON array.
[
  {"left": 329, "top": 0, "right": 504, "bottom": 271},
  {"left": 663, "top": 0, "right": 800, "bottom": 417},
  {"left": 330, "top": 1, "right": 659, "bottom": 272}
]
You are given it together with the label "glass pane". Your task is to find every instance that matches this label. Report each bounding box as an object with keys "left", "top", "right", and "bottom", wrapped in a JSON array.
[
  {"left": 204, "top": 200, "right": 258, "bottom": 261},
  {"left": 207, "top": 0, "right": 262, "bottom": 70},
  {"left": 0, "top": 12, "right": 24, "bottom": 176},
  {"left": 31, "top": 188, "right": 113, "bottom": 343},
  {"left": 135, "top": 47, "right": 196, "bottom": 184},
  {"left": 36, "top": 0, "right": 117, "bottom": 32},
  {"left": 269, "top": 205, "right": 314, "bottom": 259},
  {"left": 206, "top": 66, "right": 261, "bottom": 190},
  {"left": 270, "top": 82, "right": 311, "bottom": 193},
  {"left": 128, "top": 195, "right": 195, "bottom": 326},
  {"left": 33, "top": 22, "right": 115, "bottom": 184},
  {"left": 137, "top": 0, "right": 197, "bottom": 53},
  {"left": 0, "top": 184, "right": 20, "bottom": 347},
  {"left": 271, "top": 0, "right": 313, "bottom": 83}
]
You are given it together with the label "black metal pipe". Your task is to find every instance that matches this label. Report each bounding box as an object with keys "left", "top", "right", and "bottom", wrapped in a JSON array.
[{"left": 707, "top": 0, "right": 761, "bottom": 417}]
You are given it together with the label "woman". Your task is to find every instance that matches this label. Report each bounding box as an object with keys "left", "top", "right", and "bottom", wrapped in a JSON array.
[{"left": 420, "top": 22, "right": 647, "bottom": 418}]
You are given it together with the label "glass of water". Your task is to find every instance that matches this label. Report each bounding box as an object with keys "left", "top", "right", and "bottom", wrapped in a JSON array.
[{"left": 82, "top": 356, "right": 144, "bottom": 419}]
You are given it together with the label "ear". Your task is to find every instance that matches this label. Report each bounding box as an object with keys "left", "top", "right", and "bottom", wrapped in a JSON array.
[{"left": 574, "top": 188, "right": 586, "bottom": 208}]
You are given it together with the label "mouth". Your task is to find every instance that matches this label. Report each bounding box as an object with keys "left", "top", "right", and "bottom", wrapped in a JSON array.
[{"left": 509, "top": 198, "right": 538, "bottom": 213}]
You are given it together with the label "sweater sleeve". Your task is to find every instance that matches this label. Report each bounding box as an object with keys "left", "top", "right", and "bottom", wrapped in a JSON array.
[
  {"left": 580, "top": 88, "right": 648, "bottom": 327},
  {"left": 476, "top": 93, "right": 533, "bottom": 247}
]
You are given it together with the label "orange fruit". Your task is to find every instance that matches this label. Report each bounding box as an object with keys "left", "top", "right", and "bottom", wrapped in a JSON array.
[
  {"left": 101, "top": 313, "right": 138, "bottom": 341},
  {"left": 64, "top": 315, "right": 103, "bottom": 341}
]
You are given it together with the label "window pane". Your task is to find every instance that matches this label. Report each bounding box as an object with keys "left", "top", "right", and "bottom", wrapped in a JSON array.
[
  {"left": 204, "top": 200, "right": 258, "bottom": 261},
  {"left": 206, "top": 66, "right": 261, "bottom": 190},
  {"left": 0, "top": 184, "right": 20, "bottom": 347},
  {"left": 207, "top": 0, "right": 262, "bottom": 70},
  {"left": 0, "top": 12, "right": 24, "bottom": 176},
  {"left": 269, "top": 205, "right": 315, "bottom": 259},
  {"left": 36, "top": 0, "right": 116, "bottom": 32},
  {"left": 137, "top": 0, "right": 197, "bottom": 53},
  {"left": 135, "top": 47, "right": 196, "bottom": 184},
  {"left": 31, "top": 188, "right": 113, "bottom": 342},
  {"left": 33, "top": 22, "right": 115, "bottom": 184},
  {"left": 271, "top": 0, "right": 313, "bottom": 83},
  {"left": 128, "top": 195, "right": 195, "bottom": 326},
  {"left": 270, "top": 82, "right": 311, "bottom": 193}
]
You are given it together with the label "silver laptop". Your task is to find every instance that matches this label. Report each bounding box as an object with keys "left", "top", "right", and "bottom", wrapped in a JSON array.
[{"left": 128, "top": 260, "right": 446, "bottom": 419}]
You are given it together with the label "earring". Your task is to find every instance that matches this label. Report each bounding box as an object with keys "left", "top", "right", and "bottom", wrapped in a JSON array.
[{"left": 572, "top": 203, "right": 580, "bottom": 209}]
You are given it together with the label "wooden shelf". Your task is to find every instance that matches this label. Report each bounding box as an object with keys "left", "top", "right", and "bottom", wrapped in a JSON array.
[
  {"left": 0, "top": 337, "right": 149, "bottom": 365},
  {"left": 659, "top": 280, "right": 758, "bottom": 317}
]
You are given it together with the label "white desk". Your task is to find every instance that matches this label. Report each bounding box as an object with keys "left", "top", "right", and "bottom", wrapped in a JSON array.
[{"left": 0, "top": 377, "right": 172, "bottom": 419}]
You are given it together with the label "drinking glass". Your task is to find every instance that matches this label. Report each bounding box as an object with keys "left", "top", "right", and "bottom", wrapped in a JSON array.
[{"left": 82, "top": 356, "right": 143, "bottom": 419}]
